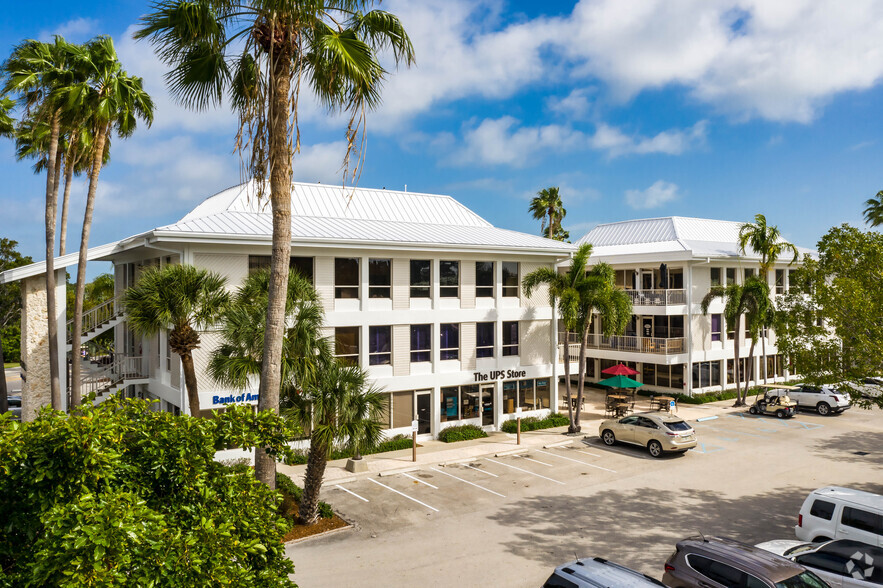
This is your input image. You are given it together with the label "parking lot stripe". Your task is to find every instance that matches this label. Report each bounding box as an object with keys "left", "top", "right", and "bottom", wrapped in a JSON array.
[
  {"left": 429, "top": 467, "right": 506, "bottom": 497},
  {"left": 367, "top": 478, "right": 439, "bottom": 512},
  {"left": 462, "top": 464, "right": 499, "bottom": 477},
  {"left": 515, "top": 455, "right": 554, "bottom": 467},
  {"left": 335, "top": 485, "right": 369, "bottom": 502},
  {"left": 576, "top": 450, "right": 602, "bottom": 458},
  {"left": 536, "top": 449, "right": 617, "bottom": 473},
  {"left": 484, "top": 458, "right": 566, "bottom": 485},
  {"left": 402, "top": 472, "right": 438, "bottom": 489}
]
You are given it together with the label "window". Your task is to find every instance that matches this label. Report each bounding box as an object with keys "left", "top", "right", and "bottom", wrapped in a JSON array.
[
  {"left": 334, "top": 327, "right": 359, "bottom": 365},
  {"left": 710, "top": 267, "right": 721, "bottom": 287},
  {"left": 368, "top": 259, "right": 391, "bottom": 298},
  {"left": 809, "top": 500, "right": 835, "bottom": 520},
  {"left": 668, "top": 268, "right": 684, "bottom": 289},
  {"left": 726, "top": 267, "right": 736, "bottom": 285},
  {"left": 842, "top": 507, "right": 883, "bottom": 535},
  {"left": 503, "top": 381, "right": 518, "bottom": 414},
  {"left": 248, "top": 255, "right": 314, "bottom": 283},
  {"left": 476, "top": 262, "right": 494, "bottom": 297},
  {"left": 543, "top": 572, "right": 580, "bottom": 588},
  {"left": 476, "top": 322, "right": 494, "bottom": 358},
  {"left": 335, "top": 258, "right": 359, "bottom": 299},
  {"left": 502, "top": 261, "right": 519, "bottom": 297},
  {"left": 519, "top": 380, "right": 535, "bottom": 410},
  {"left": 536, "top": 379, "right": 550, "bottom": 409},
  {"left": 727, "top": 316, "right": 737, "bottom": 340},
  {"left": 744, "top": 267, "right": 755, "bottom": 281},
  {"left": 391, "top": 391, "right": 413, "bottom": 429},
  {"left": 692, "top": 361, "right": 721, "bottom": 388},
  {"left": 440, "top": 323, "right": 459, "bottom": 360},
  {"left": 711, "top": 314, "right": 722, "bottom": 342},
  {"left": 368, "top": 326, "right": 391, "bottom": 365},
  {"left": 410, "top": 260, "right": 431, "bottom": 298},
  {"left": 460, "top": 385, "right": 480, "bottom": 419},
  {"left": 440, "top": 386, "right": 460, "bottom": 422},
  {"left": 439, "top": 261, "right": 459, "bottom": 298},
  {"left": 788, "top": 269, "right": 798, "bottom": 293},
  {"left": 410, "top": 324, "right": 431, "bottom": 362},
  {"left": 502, "top": 321, "right": 518, "bottom": 356},
  {"left": 775, "top": 269, "right": 785, "bottom": 295}
]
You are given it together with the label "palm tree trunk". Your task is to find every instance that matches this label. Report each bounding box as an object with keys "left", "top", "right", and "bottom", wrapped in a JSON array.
[
  {"left": 747, "top": 340, "right": 757, "bottom": 391},
  {"left": 298, "top": 436, "right": 328, "bottom": 525},
  {"left": 733, "top": 325, "right": 743, "bottom": 406},
  {"left": 179, "top": 350, "right": 200, "bottom": 416},
  {"left": 70, "top": 124, "right": 108, "bottom": 408},
  {"left": 58, "top": 149, "right": 75, "bottom": 256},
  {"left": 0, "top": 336, "right": 7, "bottom": 414},
  {"left": 44, "top": 111, "right": 62, "bottom": 410},
  {"left": 562, "top": 331, "right": 574, "bottom": 431},
  {"left": 574, "top": 326, "right": 589, "bottom": 433},
  {"left": 761, "top": 333, "right": 768, "bottom": 384},
  {"left": 255, "top": 50, "right": 294, "bottom": 490}
]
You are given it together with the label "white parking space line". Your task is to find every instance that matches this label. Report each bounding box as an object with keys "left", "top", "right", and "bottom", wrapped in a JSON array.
[
  {"left": 536, "top": 449, "right": 617, "bottom": 473},
  {"left": 402, "top": 472, "right": 438, "bottom": 489},
  {"left": 335, "top": 485, "right": 369, "bottom": 502},
  {"left": 367, "top": 478, "right": 439, "bottom": 512},
  {"left": 430, "top": 467, "right": 506, "bottom": 497},
  {"left": 515, "top": 455, "right": 554, "bottom": 467},
  {"left": 485, "top": 458, "right": 566, "bottom": 485},
  {"left": 462, "top": 464, "right": 499, "bottom": 477},
  {"left": 576, "top": 450, "right": 602, "bottom": 458}
]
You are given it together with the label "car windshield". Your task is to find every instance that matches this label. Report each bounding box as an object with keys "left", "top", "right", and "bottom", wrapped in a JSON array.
[
  {"left": 664, "top": 420, "right": 691, "bottom": 432},
  {"left": 775, "top": 570, "right": 829, "bottom": 588},
  {"left": 783, "top": 544, "right": 817, "bottom": 557}
]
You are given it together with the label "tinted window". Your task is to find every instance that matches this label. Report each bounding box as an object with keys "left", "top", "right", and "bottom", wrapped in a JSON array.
[
  {"left": 410, "top": 260, "right": 431, "bottom": 298},
  {"left": 543, "top": 573, "right": 579, "bottom": 588},
  {"left": 795, "top": 552, "right": 848, "bottom": 576},
  {"left": 476, "top": 262, "right": 494, "bottom": 297},
  {"left": 686, "top": 554, "right": 745, "bottom": 586},
  {"left": 842, "top": 506, "right": 883, "bottom": 535},
  {"left": 775, "top": 571, "right": 829, "bottom": 588},
  {"left": 620, "top": 416, "right": 639, "bottom": 425},
  {"left": 439, "top": 261, "right": 459, "bottom": 298},
  {"left": 664, "top": 420, "right": 691, "bottom": 432},
  {"left": 636, "top": 417, "right": 657, "bottom": 428},
  {"left": 809, "top": 500, "right": 835, "bottom": 520}
]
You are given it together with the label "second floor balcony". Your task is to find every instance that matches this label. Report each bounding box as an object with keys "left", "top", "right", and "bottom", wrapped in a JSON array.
[
  {"left": 622, "top": 288, "right": 686, "bottom": 306},
  {"left": 558, "top": 332, "right": 686, "bottom": 360}
]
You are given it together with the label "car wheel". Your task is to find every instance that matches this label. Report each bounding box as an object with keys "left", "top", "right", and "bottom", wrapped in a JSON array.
[
  {"left": 814, "top": 536, "right": 831, "bottom": 543},
  {"left": 816, "top": 402, "right": 831, "bottom": 416},
  {"left": 601, "top": 430, "right": 616, "bottom": 446},
  {"left": 749, "top": 406, "right": 758, "bottom": 414},
  {"left": 648, "top": 440, "right": 663, "bottom": 458},
  {"left": 776, "top": 409, "right": 785, "bottom": 419}
]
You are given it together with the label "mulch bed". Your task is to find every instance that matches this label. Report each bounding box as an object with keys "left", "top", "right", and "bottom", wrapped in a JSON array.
[{"left": 279, "top": 492, "right": 349, "bottom": 542}]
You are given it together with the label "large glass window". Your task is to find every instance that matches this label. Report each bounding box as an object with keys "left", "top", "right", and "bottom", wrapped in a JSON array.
[
  {"left": 476, "top": 262, "right": 494, "bottom": 297},
  {"left": 440, "top": 323, "right": 459, "bottom": 360},
  {"left": 391, "top": 391, "right": 413, "bottom": 429},
  {"left": 368, "top": 258, "right": 391, "bottom": 298},
  {"left": 536, "top": 379, "right": 550, "bottom": 410},
  {"left": 440, "top": 387, "right": 460, "bottom": 422},
  {"left": 643, "top": 363, "right": 656, "bottom": 386},
  {"left": 368, "top": 326, "right": 391, "bottom": 365},
  {"left": 711, "top": 314, "right": 722, "bottom": 342},
  {"left": 519, "top": 380, "right": 535, "bottom": 411},
  {"left": 410, "top": 260, "right": 431, "bottom": 298},
  {"left": 710, "top": 267, "right": 721, "bottom": 287},
  {"left": 503, "top": 381, "right": 518, "bottom": 414},
  {"left": 335, "top": 258, "right": 359, "bottom": 299},
  {"left": 248, "top": 255, "right": 314, "bottom": 283},
  {"left": 726, "top": 267, "right": 736, "bottom": 285},
  {"left": 775, "top": 269, "right": 785, "bottom": 295},
  {"left": 439, "top": 261, "right": 459, "bottom": 298},
  {"left": 334, "top": 326, "right": 359, "bottom": 365},
  {"left": 460, "top": 385, "right": 480, "bottom": 419},
  {"left": 502, "top": 262, "right": 519, "bottom": 297},
  {"left": 692, "top": 361, "right": 721, "bottom": 388},
  {"left": 788, "top": 269, "right": 798, "bottom": 292},
  {"left": 410, "top": 324, "right": 431, "bottom": 362},
  {"left": 502, "top": 321, "right": 518, "bottom": 356},
  {"left": 476, "top": 322, "right": 494, "bottom": 358},
  {"left": 744, "top": 268, "right": 755, "bottom": 281}
]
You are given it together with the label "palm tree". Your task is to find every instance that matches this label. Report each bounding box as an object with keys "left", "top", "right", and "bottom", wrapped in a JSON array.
[
  {"left": 738, "top": 213, "right": 798, "bottom": 385},
  {"left": 285, "top": 359, "right": 385, "bottom": 525},
  {"left": 0, "top": 96, "right": 15, "bottom": 135},
  {"left": 742, "top": 276, "right": 772, "bottom": 390},
  {"left": 864, "top": 191, "right": 883, "bottom": 227},
  {"left": 529, "top": 186, "right": 568, "bottom": 240},
  {"left": 137, "top": 0, "right": 414, "bottom": 489},
  {"left": 67, "top": 36, "right": 154, "bottom": 408},
  {"left": 3, "top": 37, "right": 81, "bottom": 410},
  {"left": 124, "top": 264, "right": 229, "bottom": 416}
]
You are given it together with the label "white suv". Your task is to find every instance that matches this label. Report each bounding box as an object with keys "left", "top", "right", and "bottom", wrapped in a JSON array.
[{"left": 782, "top": 384, "right": 851, "bottom": 416}]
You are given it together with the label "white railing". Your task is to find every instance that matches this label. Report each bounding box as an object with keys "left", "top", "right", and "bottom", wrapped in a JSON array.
[
  {"left": 557, "top": 332, "right": 686, "bottom": 356},
  {"left": 66, "top": 295, "right": 125, "bottom": 343},
  {"left": 624, "top": 289, "right": 686, "bottom": 306},
  {"left": 80, "top": 355, "right": 146, "bottom": 397}
]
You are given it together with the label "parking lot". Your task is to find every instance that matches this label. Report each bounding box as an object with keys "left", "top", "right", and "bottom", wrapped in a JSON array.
[{"left": 289, "top": 407, "right": 883, "bottom": 587}]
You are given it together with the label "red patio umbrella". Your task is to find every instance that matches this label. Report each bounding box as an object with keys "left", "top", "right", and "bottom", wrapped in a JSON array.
[{"left": 601, "top": 363, "right": 640, "bottom": 376}]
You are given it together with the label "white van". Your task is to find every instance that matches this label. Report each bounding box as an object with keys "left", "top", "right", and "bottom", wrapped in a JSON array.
[{"left": 796, "top": 487, "right": 883, "bottom": 546}]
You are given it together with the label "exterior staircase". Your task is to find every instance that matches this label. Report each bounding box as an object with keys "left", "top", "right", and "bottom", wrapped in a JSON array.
[
  {"left": 66, "top": 295, "right": 126, "bottom": 352},
  {"left": 80, "top": 354, "right": 148, "bottom": 402}
]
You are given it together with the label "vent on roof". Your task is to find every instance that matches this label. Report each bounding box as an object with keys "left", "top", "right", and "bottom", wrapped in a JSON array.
[{"left": 854, "top": 451, "right": 870, "bottom": 456}]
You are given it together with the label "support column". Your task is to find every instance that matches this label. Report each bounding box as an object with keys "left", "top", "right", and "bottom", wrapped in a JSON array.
[{"left": 20, "top": 276, "right": 50, "bottom": 420}]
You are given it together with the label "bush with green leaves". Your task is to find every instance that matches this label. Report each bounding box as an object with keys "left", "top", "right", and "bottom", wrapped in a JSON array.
[
  {"left": 437, "top": 424, "right": 487, "bottom": 443},
  {"left": 275, "top": 472, "right": 333, "bottom": 520},
  {"left": 0, "top": 397, "right": 302, "bottom": 587},
  {"left": 286, "top": 434, "right": 414, "bottom": 464},
  {"left": 500, "top": 413, "right": 569, "bottom": 433}
]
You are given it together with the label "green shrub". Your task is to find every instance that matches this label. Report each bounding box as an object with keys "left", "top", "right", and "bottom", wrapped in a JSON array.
[
  {"left": 275, "top": 472, "right": 333, "bottom": 519},
  {"left": 437, "top": 424, "right": 487, "bottom": 443},
  {"left": 286, "top": 434, "right": 414, "bottom": 464},
  {"left": 637, "top": 388, "right": 742, "bottom": 405},
  {"left": 500, "top": 412, "right": 569, "bottom": 433}
]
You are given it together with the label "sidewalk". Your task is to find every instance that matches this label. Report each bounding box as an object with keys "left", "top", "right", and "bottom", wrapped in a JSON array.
[{"left": 277, "top": 395, "right": 740, "bottom": 487}]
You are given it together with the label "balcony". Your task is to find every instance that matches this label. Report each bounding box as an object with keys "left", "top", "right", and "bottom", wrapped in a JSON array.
[
  {"left": 622, "top": 289, "right": 686, "bottom": 306},
  {"left": 558, "top": 332, "right": 686, "bottom": 359}
]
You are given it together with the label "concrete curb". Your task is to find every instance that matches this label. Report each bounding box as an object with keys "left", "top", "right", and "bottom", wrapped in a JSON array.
[
  {"left": 438, "top": 456, "right": 483, "bottom": 466},
  {"left": 543, "top": 440, "right": 574, "bottom": 449},
  {"left": 284, "top": 522, "right": 354, "bottom": 546},
  {"left": 325, "top": 476, "right": 361, "bottom": 485},
  {"left": 378, "top": 466, "right": 419, "bottom": 477},
  {"left": 494, "top": 448, "right": 529, "bottom": 457}
]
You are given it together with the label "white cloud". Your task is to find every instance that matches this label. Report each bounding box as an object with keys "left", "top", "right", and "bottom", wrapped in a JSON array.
[
  {"left": 292, "top": 141, "right": 350, "bottom": 185},
  {"left": 547, "top": 88, "right": 596, "bottom": 120},
  {"left": 625, "top": 180, "right": 681, "bottom": 209},
  {"left": 40, "top": 17, "right": 99, "bottom": 42},
  {"left": 590, "top": 120, "right": 708, "bottom": 157},
  {"left": 452, "top": 116, "right": 587, "bottom": 166}
]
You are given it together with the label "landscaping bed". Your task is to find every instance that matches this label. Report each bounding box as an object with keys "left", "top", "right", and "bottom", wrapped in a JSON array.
[
  {"left": 500, "top": 413, "right": 569, "bottom": 433},
  {"left": 438, "top": 424, "right": 487, "bottom": 442},
  {"left": 276, "top": 473, "right": 349, "bottom": 542},
  {"left": 636, "top": 388, "right": 741, "bottom": 405},
  {"left": 286, "top": 434, "right": 416, "bottom": 464}
]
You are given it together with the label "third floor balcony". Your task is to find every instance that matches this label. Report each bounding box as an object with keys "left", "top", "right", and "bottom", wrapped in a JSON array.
[{"left": 621, "top": 288, "right": 686, "bottom": 306}]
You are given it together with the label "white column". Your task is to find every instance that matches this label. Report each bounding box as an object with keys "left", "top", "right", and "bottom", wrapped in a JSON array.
[{"left": 55, "top": 268, "right": 67, "bottom": 412}]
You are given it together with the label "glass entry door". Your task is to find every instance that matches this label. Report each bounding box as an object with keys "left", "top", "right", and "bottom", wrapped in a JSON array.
[
  {"left": 416, "top": 391, "right": 431, "bottom": 435},
  {"left": 481, "top": 385, "right": 495, "bottom": 426}
]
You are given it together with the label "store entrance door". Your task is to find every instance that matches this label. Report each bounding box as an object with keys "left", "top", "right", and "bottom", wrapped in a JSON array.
[
  {"left": 416, "top": 391, "right": 431, "bottom": 435},
  {"left": 481, "top": 384, "right": 495, "bottom": 426}
]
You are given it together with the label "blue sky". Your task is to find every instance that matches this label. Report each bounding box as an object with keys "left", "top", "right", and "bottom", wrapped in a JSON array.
[{"left": 2, "top": 0, "right": 883, "bottom": 276}]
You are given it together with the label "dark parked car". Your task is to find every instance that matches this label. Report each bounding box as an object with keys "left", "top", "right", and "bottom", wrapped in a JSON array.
[{"left": 663, "top": 536, "right": 830, "bottom": 587}]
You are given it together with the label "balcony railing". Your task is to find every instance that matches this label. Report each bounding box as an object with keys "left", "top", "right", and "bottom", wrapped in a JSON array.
[
  {"left": 557, "top": 333, "right": 686, "bottom": 357},
  {"left": 79, "top": 354, "right": 147, "bottom": 398},
  {"left": 623, "top": 289, "right": 686, "bottom": 306},
  {"left": 66, "top": 294, "right": 125, "bottom": 343}
]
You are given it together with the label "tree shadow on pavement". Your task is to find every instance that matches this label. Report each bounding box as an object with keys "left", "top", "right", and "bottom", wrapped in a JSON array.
[{"left": 811, "top": 430, "right": 883, "bottom": 469}]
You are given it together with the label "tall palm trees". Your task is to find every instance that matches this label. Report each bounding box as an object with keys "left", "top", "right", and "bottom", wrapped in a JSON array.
[
  {"left": 529, "top": 186, "right": 569, "bottom": 241},
  {"left": 125, "top": 264, "right": 229, "bottom": 416},
  {"left": 66, "top": 36, "right": 154, "bottom": 408},
  {"left": 136, "top": 0, "right": 414, "bottom": 488},
  {"left": 864, "top": 190, "right": 883, "bottom": 227}
]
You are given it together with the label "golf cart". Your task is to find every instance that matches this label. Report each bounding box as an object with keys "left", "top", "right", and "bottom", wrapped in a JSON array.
[{"left": 748, "top": 384, "right": 798, "bottom": 418}]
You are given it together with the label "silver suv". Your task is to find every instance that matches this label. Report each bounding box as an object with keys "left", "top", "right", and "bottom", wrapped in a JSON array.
[
  {"left": 663, "top": 536, "right": 830, "bottom": 587},
  {"left": 543, "top": 557, "right": 666, "bottom": 587},
  {"left": 776, "top": 385, "right": 850, "bottom": 416}
]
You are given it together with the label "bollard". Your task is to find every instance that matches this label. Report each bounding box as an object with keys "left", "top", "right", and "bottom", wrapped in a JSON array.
[
  {"left": 412, "top": 430, "right": 417, "bottom": 462},
  {"left": 517, "top": 417, "right": 521, "bottom": 445}
]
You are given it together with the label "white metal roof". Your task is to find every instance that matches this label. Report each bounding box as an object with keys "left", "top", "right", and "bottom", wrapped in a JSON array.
[
  {"left": 0, "top": 240, "right": 125, "bottom": 285},
  {"left": 576, "top": 216, "right": 812, "bottom": 261}
]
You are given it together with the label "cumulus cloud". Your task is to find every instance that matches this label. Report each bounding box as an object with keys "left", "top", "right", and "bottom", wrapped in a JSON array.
[
  {"left": 548, "top": 88, "right": 596, "bottom": 120},
  {"left": 590, "top": 120, "right": 708, "bottom": 157},
  {"left": 40, "top": 17, "right": 99, "bottom": 42},
  {"left": 625, "top": 180, "right": 681, "bottom": 209},
  {"left": 292, "top": 141, "right": 350, "bottom": 185},
  {"left": 452, "top": 116, "right": 587, "bottom": 166}
]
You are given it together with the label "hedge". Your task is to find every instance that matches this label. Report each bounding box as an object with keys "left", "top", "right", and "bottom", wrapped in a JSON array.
[
  {"left": 500, "top": 413, "right": 569, "bottom": 433},
  {"left": 286, "top": 434, "right": 414, "bottom": 465},
  {"left": 437, "top": 424, "right": 488, "bottom": 443},
  {"left": 636, "top": 388, "right": 742, "bottom": 405}
]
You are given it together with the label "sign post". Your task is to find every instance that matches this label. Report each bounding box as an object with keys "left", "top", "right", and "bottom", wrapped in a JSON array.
[
  {"left": 516, "top": 406, "right": 522, "bottom": 445},
  {"left": 411, "top": 420, "right": 418, "bottom": 462}
]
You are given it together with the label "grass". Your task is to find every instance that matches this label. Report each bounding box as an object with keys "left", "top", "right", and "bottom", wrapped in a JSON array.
[{"left": 3, "top": 363, "right": 20, "bottom": 369}]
